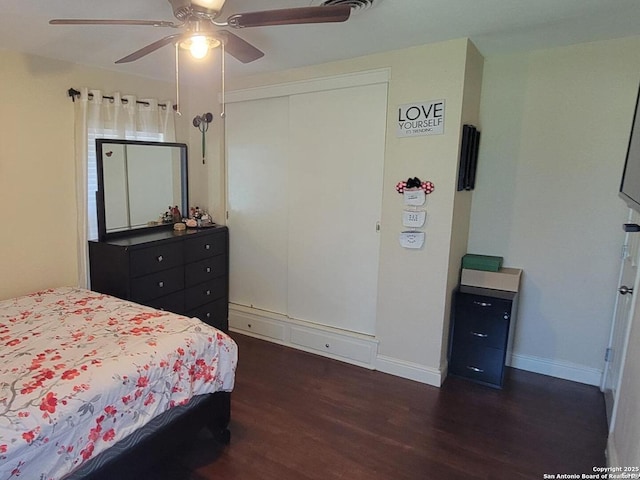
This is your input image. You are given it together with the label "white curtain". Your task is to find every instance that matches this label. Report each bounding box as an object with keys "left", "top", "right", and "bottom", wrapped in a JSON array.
[{"left": 73, "top": 88, "right": 176, "bottom": 288}]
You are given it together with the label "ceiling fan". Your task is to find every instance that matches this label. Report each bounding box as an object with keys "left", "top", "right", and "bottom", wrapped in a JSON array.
[{"left": 49, "top": 0, "right": 352, "bottom": 65}]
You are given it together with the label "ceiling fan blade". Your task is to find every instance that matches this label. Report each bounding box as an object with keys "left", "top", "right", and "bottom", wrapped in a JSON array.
[
  {"left": 50, "top": 19, "right": 179, "bottom": 27},
  {"left": 216, "top": 31, "right": 264, "bottom": 63},
  {"left": 115, "top": 33, "right": 185, "bottom": 63},
  {"left": 226, "top": 5, "right": 351, "bottom": 28}
]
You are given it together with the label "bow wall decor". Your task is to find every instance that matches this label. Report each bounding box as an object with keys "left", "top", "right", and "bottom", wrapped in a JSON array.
[{"left": 395, "top": 177, "right": 435, "bottom": 194}]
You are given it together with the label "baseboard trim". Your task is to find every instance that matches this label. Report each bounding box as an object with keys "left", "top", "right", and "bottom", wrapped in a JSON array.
[
  {"left": 376, "top": 355, "right": 443, "bottom": 387},
  {"left": 508, "top": 353, "right": 602, "bottom": 386},
  {"left": 228, "top": 304, "right": 443, "bottom": 386},
  {"left": 228, "top": 305, "right": 602, "bottom": 387}
]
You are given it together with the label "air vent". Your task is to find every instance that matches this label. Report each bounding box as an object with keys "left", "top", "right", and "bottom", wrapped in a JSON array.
[{"left": 320, "top": 0, "right": 379, "bottom": 13}]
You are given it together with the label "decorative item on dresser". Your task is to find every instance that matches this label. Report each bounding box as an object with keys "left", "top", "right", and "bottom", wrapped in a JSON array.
[{"left": 88, "top": 225, "right": 229, "bottom": 331}]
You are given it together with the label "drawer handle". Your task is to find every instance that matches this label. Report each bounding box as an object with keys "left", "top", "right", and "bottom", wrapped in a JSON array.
[
  {"left": 470, "top": 331, "right": 488, "bottom": 338},
  {"left": 205, "top": 289, "right": 211, "bottom": 296},
  {"left": 157, "top": 255, "right": 163, "bottom": 262},
  {"left": 467, "top": 365, "right": 484, "bottom": 373},
  {"left": 325, "top": 343, "right": 330, "bottom": 348},
  {"left": 473, "top": 300, "right": 492, "bottom": 307},
  {"left": 206, "top": 267, "right": 212, "bottom": 273},
  {"left": 205, "top": 244, "right": 211, "bottom": 250},
  {"left": 247, "top": 323, "right": 252, "bottom": 328},
  {"left": 158, "top": 281, "right": 164, "bottom": 288},
  {"left": 206, "top": 312, "right": 211, "bottom": 318}
]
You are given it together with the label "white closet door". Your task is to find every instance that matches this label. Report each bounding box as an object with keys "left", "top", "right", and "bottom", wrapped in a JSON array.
[
  {"left": 287, "top": 83, "right": 387, "bottom": 335},
  {"left": 226, "top": 96, "right": 289, "bottom": 314}
]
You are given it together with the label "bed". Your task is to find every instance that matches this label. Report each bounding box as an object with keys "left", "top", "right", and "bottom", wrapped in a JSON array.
[{"left": 0, "top": 287, "right": 237, "bottom": 480}]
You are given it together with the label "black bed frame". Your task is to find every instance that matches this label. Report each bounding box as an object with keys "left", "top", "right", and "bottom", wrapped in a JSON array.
[{"left": 71, "top": 392, "right": 231, "bottom": 480}]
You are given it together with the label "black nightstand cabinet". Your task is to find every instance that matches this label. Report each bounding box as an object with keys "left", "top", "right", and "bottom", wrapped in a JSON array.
[
  {"left": 89, "top": 226, "right": 229, "bottom": 332},
  {"left": 449, "top": 286, "right": 517, "bottom": 388}
]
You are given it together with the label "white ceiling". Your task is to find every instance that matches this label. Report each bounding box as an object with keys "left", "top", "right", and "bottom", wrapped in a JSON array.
[{"left": 2, "top": 0, "right": 640, "bottom": 83}]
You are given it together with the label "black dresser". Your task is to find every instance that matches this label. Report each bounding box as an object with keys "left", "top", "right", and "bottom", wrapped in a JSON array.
[
  {"left": 448, "top": 285, "right": 517, "bottom": 388},
  {"left": 88, "top": 225, "right": 229, "bottom": 331}
]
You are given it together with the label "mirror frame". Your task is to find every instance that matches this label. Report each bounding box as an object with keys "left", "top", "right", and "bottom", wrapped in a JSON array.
[{"left": 96, "top": 139, "right": 189, "bottom": 241}]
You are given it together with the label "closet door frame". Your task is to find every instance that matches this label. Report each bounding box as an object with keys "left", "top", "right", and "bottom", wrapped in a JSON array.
[
  {"left": 224, "top": 69, "right": 390, "bottom": 104},
  {"left": 225, "top": 69, "right": 390, "bottom": 335}
]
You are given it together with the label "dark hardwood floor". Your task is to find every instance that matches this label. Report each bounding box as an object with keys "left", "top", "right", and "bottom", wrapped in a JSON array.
[{"left": 161, "top": 332, "right": 608, "bottom": 480}]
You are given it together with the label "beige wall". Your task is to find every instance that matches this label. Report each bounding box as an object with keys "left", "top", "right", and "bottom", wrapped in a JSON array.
[
  {"left": 0, "top": 49, "right": 190, "bottom": 299},
  {"left": 223, "top": 38, "right": 481, "bottom": 382},
  {"left": 468, "top": 36, "right": 640, "bottom": 383},
  {"left": 180, "top": 54, "right": 226, "bottom": 222}
]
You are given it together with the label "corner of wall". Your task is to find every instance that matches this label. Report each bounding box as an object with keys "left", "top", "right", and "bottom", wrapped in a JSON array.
[
  {"left": 439, "top": 41, "right": 486, "bottom": 369},
  {"left": 376, "top": 354, "right": 444, "bottom": 387}
]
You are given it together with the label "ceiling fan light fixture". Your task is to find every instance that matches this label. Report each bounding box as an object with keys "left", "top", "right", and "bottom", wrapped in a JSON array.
[
  {"left": 180, "top": 34, "right": 221, "bottom": 59},
  {"left": 51, "top": 0, "right": 350, "bottom": 65},
  {"left": 191, "top": 0, "right": 226, "bottom": 11},
  {"left": 168, "top": 0, "right": 226, "bottom": 20}
]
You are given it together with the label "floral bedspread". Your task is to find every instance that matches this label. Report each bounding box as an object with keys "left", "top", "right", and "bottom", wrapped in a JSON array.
[{"left": 0, "top": 287, "right": 237, "bottom": 480}]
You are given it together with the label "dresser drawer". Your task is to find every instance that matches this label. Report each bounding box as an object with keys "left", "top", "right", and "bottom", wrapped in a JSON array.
[
  {"left": 449, "top": 345, "right": 505, "bottom": 387},
  {"left": 130, "top": 243, "right": 183, "bottom": 277},
  {"left": 185, "top": 232, "right": 226, "bottom": 263},
  {"left": 452, "top": 312, "right": 509, "bottom": 350},
  {"left": 229, "top": 313, "right": 286, "bottom": 341},
  {"left": 130, "top": 266, "right": 184, "bottom": 302},
  {"left": 290, "top": 326, "right": 376, "bottom": 365},
  {"left": 89, "top": 227, "right": 229, "bottom": 331},
  {"left": 185, "top": 277, "right": 227, "bottom": 310},
  {"left": 185, "top": 255, "right": 227, "bottom": 287},
  {"left": 146, "top": 290, "right": 185, "bottom": 315},
  {"left": 187, "top": 298, "right": 228, "bottom": 331},
  {"left": 455, "top": 292, "right": 512, "bottom": 322}
]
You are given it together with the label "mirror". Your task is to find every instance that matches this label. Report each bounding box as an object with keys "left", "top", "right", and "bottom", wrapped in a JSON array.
[{"left": 96, "top": 139, "right": 188, "bottom": 240}]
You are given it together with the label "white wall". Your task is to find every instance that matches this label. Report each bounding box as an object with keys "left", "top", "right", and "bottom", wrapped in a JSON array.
[
  {"left": 0, "top": 49, "right": 188, "bottom": 299},
  {"left": 468, "top": 36, "right": 640, "bottom": 384}
]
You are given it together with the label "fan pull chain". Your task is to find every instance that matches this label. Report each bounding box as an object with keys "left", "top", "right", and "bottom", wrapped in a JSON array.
[
  {"left": 202, "top": 126, "right": 206, "bottom": 164},
  {"left": 175, "top": 43, "right": 181, "bottom": 116},
  {"left": 221, "top": 41, "right": 226, "bottom": 119}
]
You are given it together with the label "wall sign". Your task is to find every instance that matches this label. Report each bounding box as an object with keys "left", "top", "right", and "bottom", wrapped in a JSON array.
[
  {"left": 397, "top": 99, "right": 445, "bottom": 137},
  {"left": 402, "top": 210, "right": 426, "bottom": 228},
  {"left": 403, "top": 189, "right": 426, "bottom": 206},
  {"left": 399, "top": 231, "right": 425, "bottom": 249}
]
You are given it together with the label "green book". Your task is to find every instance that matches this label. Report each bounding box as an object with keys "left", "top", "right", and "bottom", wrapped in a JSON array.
[{"left": 462, "top": 254, "right": 503, "bottom": 272}]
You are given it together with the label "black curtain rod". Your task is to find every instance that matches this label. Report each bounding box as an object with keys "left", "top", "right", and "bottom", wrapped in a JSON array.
[{"left": 67, "top": 88, "right": 173, "bottom": 110}]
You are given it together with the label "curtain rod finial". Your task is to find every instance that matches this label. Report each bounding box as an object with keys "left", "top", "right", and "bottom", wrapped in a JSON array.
[{"left": 68, "top": 88, "right": 81, "bottom": 102}]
